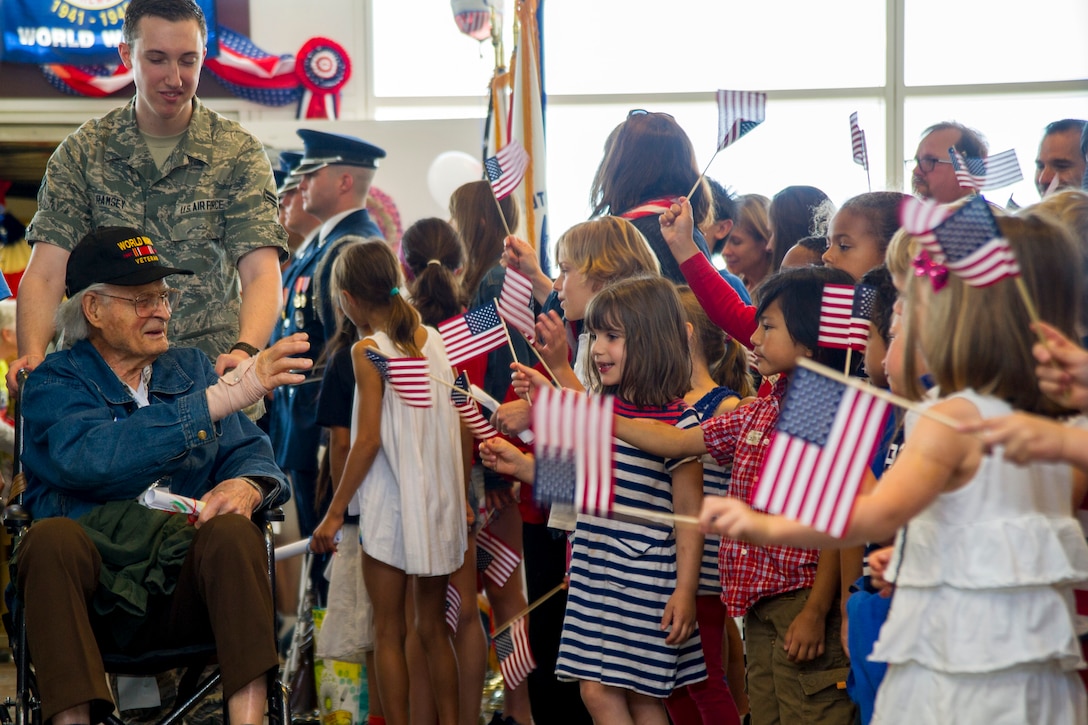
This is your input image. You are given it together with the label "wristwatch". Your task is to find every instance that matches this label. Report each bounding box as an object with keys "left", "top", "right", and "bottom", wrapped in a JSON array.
[{"left": 230, "top": 341, "right": 261, "bottom": 357}]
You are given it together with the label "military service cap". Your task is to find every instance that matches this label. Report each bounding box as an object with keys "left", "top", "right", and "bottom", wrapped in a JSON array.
[{"left": 291, "top": 129, "right": 386, "bottom": 177}]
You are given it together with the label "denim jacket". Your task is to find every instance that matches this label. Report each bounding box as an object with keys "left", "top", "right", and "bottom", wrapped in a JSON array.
[{"left": 21, "top": 339, "right": 288, "bottom": 520}]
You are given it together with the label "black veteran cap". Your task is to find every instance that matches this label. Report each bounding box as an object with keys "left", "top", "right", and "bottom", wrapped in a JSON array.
[
  {"left": 277, "top": 150, "right": 304, "bottom": 195},
  {"left": 66, "top": 227, "right": 194, "bottom": 297},
  {"left": 291, "top": 129, "right": 386, "bottom": 177}
]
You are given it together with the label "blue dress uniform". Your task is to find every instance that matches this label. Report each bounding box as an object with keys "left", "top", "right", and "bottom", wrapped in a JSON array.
[{"left": 268, "top": 130, "right": 385, "bottom": 539}]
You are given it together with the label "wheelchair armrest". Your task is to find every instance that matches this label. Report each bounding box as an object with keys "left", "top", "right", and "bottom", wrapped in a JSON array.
[{"left": 255, "top": 506, "right": 284, "bottom": 524}]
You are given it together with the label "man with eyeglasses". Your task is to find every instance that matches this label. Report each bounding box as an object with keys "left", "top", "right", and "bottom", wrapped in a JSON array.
[
  {"left": 9, "top": 0, "right": 288, "bottom": 396},
  {"left": 910, "top": 122, "right": 988, "bottom": 204},
  {"left": 13, "top": 225, "right": 311, "bottom": 725}
]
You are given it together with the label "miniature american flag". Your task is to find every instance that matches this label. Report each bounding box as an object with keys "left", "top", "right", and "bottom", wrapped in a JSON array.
[
  {"left": 849, "top": 112, "right": 868, "bottom": 171},
  {"left": 498, "top": 267, "right": 537, "bottom": 342},
  {"left": 476, "top": 528, "right": 521, "bottom": 587},
  {"left": 364, "top": 348, "right": 433, "bottom": 408},
  {"left": 817, "top": 284, "right": 855, "bottom": 350},
  {"left": 754, "top": 366, "right": 891, "bottom": 538},
  {"left": 494, "top": 617, "right": 536, "bottom": 689},
  {"left": 716, "top": 90, "right": 766, "bottom": 150},
  {"left": 850, "top": 284, "right": 877, "bottom": 352},
  {"left": 927, "top": 195, "right": 1020, "bottom": 287},
  {"left": 900, "top": 196, "right": 953, "bottom": 244},
  {"left": 451, "top": 372, "right": 499, "bottom": 440},
  {"left": 531, "top": 387, "right": 615, "bottom": 517},
  {"left": 445, "top": 582, "right": 461, "bottom": 632},
  {"left": 485, "top": 140, "right": 530, "bottom": 201},
  {"left": 438, "top": 301, "right": 507, "bottom": 367},
  {"left": 949, "top": 147, "right": 1023, "bottom": 192}
]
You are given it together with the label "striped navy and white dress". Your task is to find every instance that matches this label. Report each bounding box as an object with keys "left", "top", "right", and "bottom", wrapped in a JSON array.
[
  {"left": 691, "top": 386, "right": 739, "bottom": 596},
  {"left": 556, "top": 398, "right": 707, "bottom": 697}
]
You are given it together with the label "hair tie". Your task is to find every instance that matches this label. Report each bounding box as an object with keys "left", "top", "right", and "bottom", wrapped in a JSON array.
[
  {"left": 427, "top": 259, "right": 443, "bottom": 267},
  {"left": 390, "top": 287, "right": 400, "bottom": 297}
]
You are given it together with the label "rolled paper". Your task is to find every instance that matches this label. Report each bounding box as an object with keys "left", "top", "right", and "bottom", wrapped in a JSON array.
[
  {"left": 473, "top": 383, "right": 534, "bottom": 444},
  {"left": 275, "top": 538, "right": 312, "bottom": 561},
  {"left": 141, "top": 487, "right": 205, "bottom": 516}
]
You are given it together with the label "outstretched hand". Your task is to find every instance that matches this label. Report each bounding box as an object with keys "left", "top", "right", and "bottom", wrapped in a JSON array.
[
  {"left": 964, "top": 412, "right": 1072, "bottom": 465},
  {"left": 1033, "top": 321, "right": 1088, "bottom": 411},
  {"left": 254, "top": 333, "right": 312, "bottom": 390},
  {"left": 658, "top": 196, "right": 702, "bottom": 265}
]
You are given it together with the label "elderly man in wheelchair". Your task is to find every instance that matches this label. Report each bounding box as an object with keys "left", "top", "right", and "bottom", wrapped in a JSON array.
[{"left": 9, "top": 226, "right": 311, "bottom": 725}]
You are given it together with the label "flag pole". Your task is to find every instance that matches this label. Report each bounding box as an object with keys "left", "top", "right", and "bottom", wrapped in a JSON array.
[
  {"left": 525, "top": 341, "right": 562, "bottom": 388},
  {"left": 686, "top": 148, "right": 720, "bottom": 202},
  {"left": 795, "top": 357, "right": 961, "bottom": 429},
  {"left": 844, "top": 348, "right": 852, "bottom": 376},
  {"left": 490, "top": 188, "right": 513, "bottom": 237},
  {"left": 496, "top": 298, "right": 532, "bottom": 404},
  {"left": 612, "top": 502, "right": 701, "bottom": 528},
  {"left": 492, "top": 581, "right": 567, "bottom": 637}
]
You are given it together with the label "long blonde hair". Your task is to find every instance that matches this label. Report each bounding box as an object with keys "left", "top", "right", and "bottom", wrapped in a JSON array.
[{"left": 903, "top": 212, "right": 1081, "bottom": 416}]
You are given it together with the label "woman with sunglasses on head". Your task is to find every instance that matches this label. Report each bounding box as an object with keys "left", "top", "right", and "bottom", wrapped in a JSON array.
[{"left": 589, "top": 110, "right": 730, "bottom": 288}]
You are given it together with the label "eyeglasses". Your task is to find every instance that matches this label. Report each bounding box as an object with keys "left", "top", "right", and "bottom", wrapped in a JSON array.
[
  {"left": 910, "top": 156, "right": 954, "bottom": 173},
  {"left": 95, "top": 288, "right": 181, "bottom": 318}
]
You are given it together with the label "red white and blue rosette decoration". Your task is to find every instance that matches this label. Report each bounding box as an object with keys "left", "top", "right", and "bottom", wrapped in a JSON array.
[{"left": 295, "top": 37, "right": 352, "bottom": 119}]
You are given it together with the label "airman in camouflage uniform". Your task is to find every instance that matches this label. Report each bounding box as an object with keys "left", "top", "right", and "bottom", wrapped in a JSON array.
[
  {"left": 26, "top": 98, "right": 287, "bottom": 359},
  {"left": 10, "top": 0, "right": 287, "bottom": 396}
]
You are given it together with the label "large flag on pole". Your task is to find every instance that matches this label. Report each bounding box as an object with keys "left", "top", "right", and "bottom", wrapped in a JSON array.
[
  {"left": 753, "top": 366, "right": 891, "bottom": 537},
  {"left": 716, "top": 90, "right": 766, "bottom": 150},
  {"left": 510, "top": 0, "right": 549, "bottom": 273}
]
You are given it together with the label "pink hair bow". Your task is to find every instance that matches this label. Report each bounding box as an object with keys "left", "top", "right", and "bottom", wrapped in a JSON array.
[{"left": 912, "top": 249, "right": 948, "bottom": 292}]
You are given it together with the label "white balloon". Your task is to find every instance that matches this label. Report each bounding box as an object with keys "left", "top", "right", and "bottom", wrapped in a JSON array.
[{"left": 427, "top": 151, "right": 482, "bottom": 209}]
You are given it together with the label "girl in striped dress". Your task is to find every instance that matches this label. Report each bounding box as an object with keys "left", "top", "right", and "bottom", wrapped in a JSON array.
[{"left": 555, "top": 276, "right": 706, "bottom": 722}]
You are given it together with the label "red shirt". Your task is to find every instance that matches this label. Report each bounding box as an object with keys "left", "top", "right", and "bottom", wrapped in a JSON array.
[
  {"left": 699, "top": 375, "right": 820, "bottom": 616},
  {"left": 679, "top": 253, "right": 758, "bottom": 349}
]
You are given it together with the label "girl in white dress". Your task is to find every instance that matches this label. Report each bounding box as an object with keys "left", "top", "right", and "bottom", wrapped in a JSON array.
[
  {"left": 312, "top": 241, "right": 466, "bottom": 725},
  {"left": 702, "top": 210, "right": 1088, "bottom": 724}
]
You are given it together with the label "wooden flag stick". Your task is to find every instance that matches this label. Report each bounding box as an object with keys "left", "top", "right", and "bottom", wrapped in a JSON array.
[
  {"left": 612, "top": 502, "right": 700, "bottom": 527},
  {"left": 795, "top": 357, "right": 961, "bottom": 429},
  {"left": 496, "top": 298, "right": 531, "bottom": 404},
  {"left": 492, "top": 581, "right": 567, "bottom": 637},
  {"left": 526, "top": 340, "right": 562, "bottom": 388},
  {"left": 685, "top": 148, "right": 721, "bottom": 202},
  {"left": 490, "top": 188, "right": 512, "bottom": 237},
  {"left": 844, "top": 348, "right": 853, "bottom": 377}
]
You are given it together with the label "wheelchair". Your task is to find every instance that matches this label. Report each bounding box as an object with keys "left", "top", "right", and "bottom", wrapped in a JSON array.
[{"left": 0, "top": 373, "right": 291, "bottom": 725}]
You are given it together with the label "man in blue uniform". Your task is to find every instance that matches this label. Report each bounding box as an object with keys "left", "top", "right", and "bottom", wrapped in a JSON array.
[{"left": 268, "top": 130, "right": 385, "bottom": 558}]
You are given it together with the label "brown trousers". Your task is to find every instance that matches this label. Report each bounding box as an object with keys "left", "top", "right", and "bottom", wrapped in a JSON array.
[{"left": 15, "top": 514, "right": 278, "bottom": 723}]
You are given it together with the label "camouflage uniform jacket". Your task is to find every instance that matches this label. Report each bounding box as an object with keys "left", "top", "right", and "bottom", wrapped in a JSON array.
[{"left": 26, "top": 97, "right": 288, "bottom": 359}]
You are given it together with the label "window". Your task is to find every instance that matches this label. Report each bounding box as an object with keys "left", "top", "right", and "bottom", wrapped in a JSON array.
[{"left": 370, "top": 0, "right": 1088, "bottom": 254}]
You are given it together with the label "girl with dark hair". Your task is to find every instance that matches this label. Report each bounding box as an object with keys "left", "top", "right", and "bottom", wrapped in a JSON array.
[
  {"left": 769, "top": 185, "right": 832, "bottom": 272},
  {"left": 311, "top": 241, "right": 466, "bottom": 725},
  {"left": 821, "top": 192, "right": 909, "bottom": 281}
]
